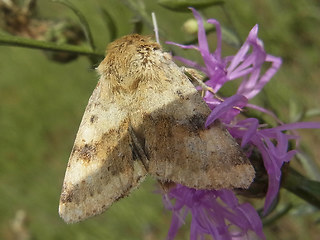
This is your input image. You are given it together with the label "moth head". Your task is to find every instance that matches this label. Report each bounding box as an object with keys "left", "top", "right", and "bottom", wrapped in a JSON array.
[{"left": 97, "top": 34, "right": 165, "bottom": 93}]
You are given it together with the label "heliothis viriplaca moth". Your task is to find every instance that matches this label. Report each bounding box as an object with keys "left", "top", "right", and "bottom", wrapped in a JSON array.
[{"left": 59, "top": 34, "right": 255, "bottom": 223}]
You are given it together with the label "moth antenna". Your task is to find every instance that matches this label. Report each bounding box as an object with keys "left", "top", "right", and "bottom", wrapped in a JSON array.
[
  {"left": 151, "top": 12, "right": 160, "bottom": 44},
  {"left": 183, "top": 67, "right": 244, "bottom": 112}
]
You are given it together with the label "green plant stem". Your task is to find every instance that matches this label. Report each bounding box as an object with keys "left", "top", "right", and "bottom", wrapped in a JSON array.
[
  {"left": 282, "top": 167, "right": 320, "bottom": 209},
  {"left": 0, "top": 34, "right": 104, "bottom": 58}
]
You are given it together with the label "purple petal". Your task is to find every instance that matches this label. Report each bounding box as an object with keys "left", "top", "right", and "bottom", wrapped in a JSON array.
[
  {"left": 207, "top": 19, "right": 222, "bottom": 60},
  {"left": 227, "top": 41, "right": 251, "bottom": 75},
  {"left": 229, "top": 120, "right": 320, "bottom": 213},
  {"left": 238, "top": 203, "right": 265, "bottom": 238},
  {"left": 205, "top": 94, "right": 248, "bottom": 127},
  {"left": 164, "top": 186, "right": 265, "bottom": 240},
  {"left": 238, "top": 118, "right": 260, "bottom": 147},
  {"left": 224, "top": 24, "right": 282, "bottom": 99},
  {"left": 166, "top": 208, "right": 188, "bottom": 240},
  {"left": 263, "top": 174, "right": 280, "bottom": 213},
  {"left": 190, "top": 8, "right": 225, "bottom": 80},
  {"left": 172, "top": 56, "right": 208, "bottom": 73},
  {"left": 262, "top": 121, "right": 320, "bottom": 132},
  {"left": 189, "top": 8, "right": 210, "bottom": 58},
  {"left": 246, "top": 103, "right": 284, "bottom": 125}
]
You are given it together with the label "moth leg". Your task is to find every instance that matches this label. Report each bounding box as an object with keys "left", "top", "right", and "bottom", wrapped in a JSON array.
[
  {"left": 128, "top": 125, "right": 149, "bottom": 171},
  {"left": 182, "top": 67, "right": 224, "bottom": 100},
  {"left": 183, "top": 67, "right": 244, "bottom": 112}
]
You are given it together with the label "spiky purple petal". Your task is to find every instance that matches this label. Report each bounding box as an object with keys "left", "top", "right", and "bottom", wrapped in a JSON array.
[
  {"left": 205, "top": 94, "right": 248, "bottom": 127},
  {"left": 164, "top": 186, "right": 265, "bottom": 240}
]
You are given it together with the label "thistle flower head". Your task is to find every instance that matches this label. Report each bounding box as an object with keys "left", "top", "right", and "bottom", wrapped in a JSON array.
[{"left": 163, "top": 7, "right": 320, "bottom": 239}]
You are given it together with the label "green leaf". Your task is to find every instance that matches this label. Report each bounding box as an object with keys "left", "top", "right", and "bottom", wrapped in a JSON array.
[
  {"left": 288, "top": 99, "right": 304, "bottom": 122},
  {"left": 100, "top": 8, "right": 118, "bottom": 42},
  {"left": 52, "top": 0, "right": 96, "bottom": 50},
  {"left": 296, "top": 152, "right": 320, "bottom": 181},
  {"left": 131, "top": 17, "right": 144, "bottom": 35},
  {"left": 262, "top": 204, "right": 293, "bottom": 226},
  {"left": 221, "top": 26, "right": 241, "bottom": 48},
  {"left": 282, "top": 167, "right": 320, "bottom": 209},
  {"left": 121, "top": 0, "right": 150, "bottom": 29},
  {"left": 121, "top": 0, "right": 166, "bottom": 37},
  {"left": 305, "top": 108, "right": 320, "bottom": 118},
  {"left": 158, "top": 0, "right": 224, "bottom": 12}
]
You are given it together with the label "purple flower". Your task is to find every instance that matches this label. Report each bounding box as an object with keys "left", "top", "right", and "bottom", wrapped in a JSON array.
[
  {"left": 163, "top": 7, "right": 320, "bottom": 240},
  {"left": 227, "top": 120, "right": 320, "bottom": 213},
  {"left": 163, "top": 185, "right": 265, "bottom": 240},
  {"left": 167, "top": 8, "right": 282, "bottom": 101}
]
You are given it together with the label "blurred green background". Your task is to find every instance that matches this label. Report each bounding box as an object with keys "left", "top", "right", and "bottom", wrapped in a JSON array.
[{"left": 1, "top": 0, "right": 320, "bottom": 239}]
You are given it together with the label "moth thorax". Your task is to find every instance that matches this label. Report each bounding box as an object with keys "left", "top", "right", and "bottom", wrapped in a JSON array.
[{"left": 97, "top": 34, "right": 165, "bottom": 92}]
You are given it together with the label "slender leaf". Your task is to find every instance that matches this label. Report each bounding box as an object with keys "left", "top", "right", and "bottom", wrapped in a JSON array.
[
  {"left": 305, "top": 108, "right": 320, "bottom": 118},
  {"left": 52, "top": 0, "right": 96, "bottom": 50},
  {"left": 100, "top": 8, "right": 118, "bottom": 42},
  {"left": 158, "top": 0, "right": 224, "bottom": 12},
  {"left": 131, "top": 17, "right": 144, "bottom": 34},
  {"left": 121, "top": 0, "right": 166, "bottom": 37},
  {"left": 262, "top": 204, "right": 293, "bottom": 226}
]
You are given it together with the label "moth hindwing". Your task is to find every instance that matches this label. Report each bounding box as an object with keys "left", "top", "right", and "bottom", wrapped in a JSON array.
[{"left": 59, "top": 34, "right": 255, "bottom": 223}]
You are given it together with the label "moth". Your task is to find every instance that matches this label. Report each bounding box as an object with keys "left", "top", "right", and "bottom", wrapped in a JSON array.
[{"left": 59, "top": 34, "right": 255, "bottom": 223}]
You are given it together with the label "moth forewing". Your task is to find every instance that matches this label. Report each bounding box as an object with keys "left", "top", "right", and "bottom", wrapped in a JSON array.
[
  {"left": 59, "top": 34, "right": 255, "bottom": 223},
  {"left": 125, "top": 49, "right": 255, "bottom": 190},
  {"left": 59, "top": 77, "right": 147, "bottom": 223}
]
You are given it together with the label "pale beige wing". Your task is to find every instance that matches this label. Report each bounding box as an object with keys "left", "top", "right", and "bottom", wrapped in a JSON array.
[
  {"left": 130, "top": 53, "right": 255, "bottom": 190},
  {"left": 59, "top": 80, "right": 147, "bottom": 223}
]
